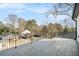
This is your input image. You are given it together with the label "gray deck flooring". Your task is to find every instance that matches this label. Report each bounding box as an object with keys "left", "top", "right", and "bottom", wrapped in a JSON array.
[{"left": 0, "top": 37, "right": 79, "bottom": 56}]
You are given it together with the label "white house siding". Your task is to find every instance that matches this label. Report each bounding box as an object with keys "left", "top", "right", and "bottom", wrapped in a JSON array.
[{"left": 77, "top": 19, "right": 79, "bottom": 42}]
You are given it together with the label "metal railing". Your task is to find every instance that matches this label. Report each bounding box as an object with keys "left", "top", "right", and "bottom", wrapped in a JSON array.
[{"left": 0, "top": 36, "right": 17, "bottom": 51}]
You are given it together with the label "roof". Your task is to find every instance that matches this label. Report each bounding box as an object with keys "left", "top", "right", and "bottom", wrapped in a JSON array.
[
  {"left": 21, "top": 30, "right": 31, "bottom": 34},
  {"left": 72, "top": 3, "right": 79, "bottom": 20}
]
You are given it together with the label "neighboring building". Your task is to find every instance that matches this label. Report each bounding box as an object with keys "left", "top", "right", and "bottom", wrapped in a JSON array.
[
  {"left": 21, "top": 30, "right": 31, "bottom": 34},
  {"left": 72, "top": 3, "right": 79, "bottom": 42},
  {"left": 20, "top": 30, "right": 31, "bottom": 39}
]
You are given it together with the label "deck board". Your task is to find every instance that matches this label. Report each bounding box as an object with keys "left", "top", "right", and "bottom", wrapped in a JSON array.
[{"left": 0, "top": 37, "right": 79, "bottom": 56}]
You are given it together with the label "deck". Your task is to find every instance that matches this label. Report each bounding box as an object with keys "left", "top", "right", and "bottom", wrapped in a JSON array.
[{"left": 0, "top": 37, "right": 79, "bottom": 56}]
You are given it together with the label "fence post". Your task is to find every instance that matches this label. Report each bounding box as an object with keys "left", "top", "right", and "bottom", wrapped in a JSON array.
[{"left": 14, "top": 35, "right": 17, "bottom": 48}]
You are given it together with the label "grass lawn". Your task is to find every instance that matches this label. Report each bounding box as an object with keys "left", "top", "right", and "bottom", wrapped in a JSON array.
[{"left": 0, "top": 37, "right": 41, "bottom": 51}]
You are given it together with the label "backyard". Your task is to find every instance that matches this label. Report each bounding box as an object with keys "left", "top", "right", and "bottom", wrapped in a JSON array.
[{"left": 0, "top": 3, "right": 77, "bottom": 56}]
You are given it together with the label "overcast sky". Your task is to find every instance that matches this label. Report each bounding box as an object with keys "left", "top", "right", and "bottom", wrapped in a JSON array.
[{"left": 0, "top": 3, "right": 75, "bottom": 27}]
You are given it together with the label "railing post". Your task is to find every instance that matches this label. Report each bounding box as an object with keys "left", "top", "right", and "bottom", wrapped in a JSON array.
[{"left": 15, "top": 35, "right": 17, "bottom": 48}]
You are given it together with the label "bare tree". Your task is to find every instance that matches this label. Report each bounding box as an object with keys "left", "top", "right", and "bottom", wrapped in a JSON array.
[
  {"left": 7, "top": 14, "right": 17, "bottom": 33},
  {"left": 7, "top": 14, "right": 18, "bottom": 48},
  {"left": 45, "top": 3, "right": 74, "bottom": 17},
  {"left": 18, "top": 17, "right": 26, "bottom": 34},
  {"left": 44, "top": 4, "right": 75, "bottom": 38}
]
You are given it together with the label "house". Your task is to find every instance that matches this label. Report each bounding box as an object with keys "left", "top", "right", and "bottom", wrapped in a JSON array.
[
  {"left": 72, "top": 3, "right": 79, "bottom": 42},
  {"left": 19, "top": 30, "right": 32, "bottom": 39}
]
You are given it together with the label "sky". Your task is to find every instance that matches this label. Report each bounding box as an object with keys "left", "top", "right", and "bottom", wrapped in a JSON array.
[{"left": 0, "top": 3, "right": 75, "bottom": 27}]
